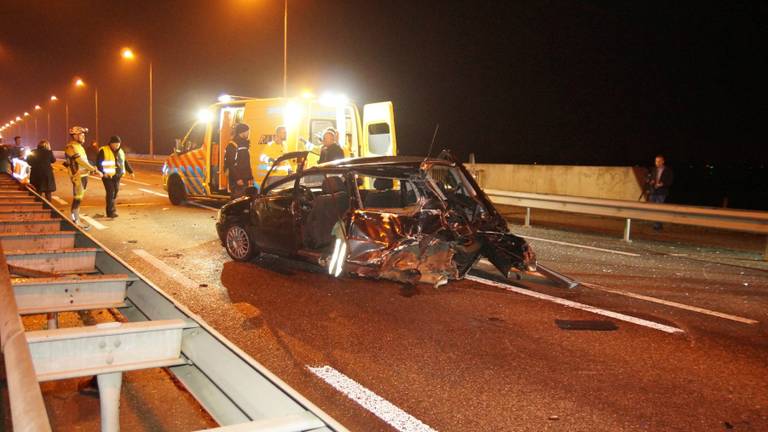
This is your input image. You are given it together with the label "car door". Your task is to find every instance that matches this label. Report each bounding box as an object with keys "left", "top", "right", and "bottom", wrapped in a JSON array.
[{"left": 252, "top": 178, "right": 300, "bottom": 253}]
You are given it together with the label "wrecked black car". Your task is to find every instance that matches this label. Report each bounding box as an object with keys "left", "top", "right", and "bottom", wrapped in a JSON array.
[{"left": 216, "top": 150, "right": 548, "bottom": 287}]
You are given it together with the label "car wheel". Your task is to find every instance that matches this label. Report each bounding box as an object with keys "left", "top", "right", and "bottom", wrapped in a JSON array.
[
  {"left": 168, "top": 175, "right": 187, "bottom": 205},
  {"left": 225, "top": 224, "right": 258, "bottom": 261}
]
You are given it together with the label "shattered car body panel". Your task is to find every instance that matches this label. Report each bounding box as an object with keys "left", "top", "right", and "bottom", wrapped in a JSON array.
[{"left": 216, "top": 150, "right": 546, "bottom": 286}]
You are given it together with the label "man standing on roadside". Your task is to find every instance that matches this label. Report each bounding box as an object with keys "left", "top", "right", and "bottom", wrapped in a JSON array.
[
  {"left": 64, "top": 126, "right": 102, "bottom": 228},
  {"left": 647, "top": 154, "right": 674, "bottom": 230},
  {"left": 97, "top": 135, "right": 134, "bottom": 218}
]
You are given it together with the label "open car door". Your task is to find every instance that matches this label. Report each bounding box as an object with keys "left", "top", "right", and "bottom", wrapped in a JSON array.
[
  {"left": 362, "top": 102, "right": 397, "bottom": 157},
  {"left": 260, "top": 151, "right": 308, "bottom": 192}
]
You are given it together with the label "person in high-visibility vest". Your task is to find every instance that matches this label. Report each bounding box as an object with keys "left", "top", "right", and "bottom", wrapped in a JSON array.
[
  {"left": 64, "top": 126, "right": 102, "bottom": 227},
  {"left": 97, "top": 135, "right": 134, "bottom": 218}
]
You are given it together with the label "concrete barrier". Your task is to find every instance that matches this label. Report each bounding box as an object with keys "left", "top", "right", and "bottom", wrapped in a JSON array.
[{"left": 471, "top": 163, "right": 647, "bottom": 201}]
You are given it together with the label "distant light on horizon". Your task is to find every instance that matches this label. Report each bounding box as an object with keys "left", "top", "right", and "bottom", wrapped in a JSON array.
[{"left": 121, "top": 48, "right": 135, "bottom": 60}]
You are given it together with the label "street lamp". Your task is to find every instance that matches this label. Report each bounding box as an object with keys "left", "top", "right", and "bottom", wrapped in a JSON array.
[
  {"left": 48, "top": 95, "right": 58, "bottom": 144},
  {"left": 23, "top": 112, "right": 30, "bottom": 142},
  {"left": 72, "top": 77, "right": 99, "bottom": 145},
  {"left": 120, "top": 47, "right": 154, "bottom": 156},
  {"left": 34, "top": 105, "right": 41, "bottom": 140}
]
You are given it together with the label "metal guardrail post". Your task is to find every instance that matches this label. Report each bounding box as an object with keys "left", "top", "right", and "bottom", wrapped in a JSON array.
[
  {"left": 524, "top": 208, "right": 531, "bottom": 227},
  {"left": 764, "top": 236, "right": 768, "bottom": 262},
  {"left": 98, "top": 372, "right": 123, "bottom": 432},
  {"left": 623, "top": 219, "right": 632, "bottom": 243}
]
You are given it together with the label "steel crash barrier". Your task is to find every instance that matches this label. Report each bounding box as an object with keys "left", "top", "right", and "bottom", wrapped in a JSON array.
[
  {"left": 0, "top": 172, "right": 345, "bottom": 431},
  {"left": 484, "top": 189, "right": 768, "bottom": 261}
]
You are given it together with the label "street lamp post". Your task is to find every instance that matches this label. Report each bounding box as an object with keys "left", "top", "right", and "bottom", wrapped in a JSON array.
[
  {"left": 283, "top": 0, "right": 288, "bottom": 97},
  {"left": 34, "top": 105, "right": 41, "bottom": 140},
  {"left": 121, "top": 48, "right": 154, "bottom": 156},
  {"left": 48, "top": 95, "right": 58, "bottom": 142}
]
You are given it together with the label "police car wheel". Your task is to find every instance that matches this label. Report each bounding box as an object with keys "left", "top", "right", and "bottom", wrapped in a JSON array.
[
  {"left": 168, "top": 175, "right": 187, "bottom": 205},
  {"left": 225, "top": 224, "right": 257, "bottom": 261}
]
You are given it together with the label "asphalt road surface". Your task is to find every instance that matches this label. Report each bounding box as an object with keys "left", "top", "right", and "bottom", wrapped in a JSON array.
[{"left": 34, "top": 160, "right": 768, "bottom": 431}]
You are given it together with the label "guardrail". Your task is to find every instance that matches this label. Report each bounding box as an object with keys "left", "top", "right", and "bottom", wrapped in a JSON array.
[
  {"left": 0, "top": 172, "right": 345, "bottom": 431},
  {"left": 485, "top": 189, "right": 768, "bottom": 260}
]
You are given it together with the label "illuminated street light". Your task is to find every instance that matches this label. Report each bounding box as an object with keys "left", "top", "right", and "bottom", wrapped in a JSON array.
[
  {"left": 48, "top": 95, "right": 58, "bottom": 144},
  {"left": 34, "top": 105, "right": 42, "bottom": 139},
  {"left": 120, "top": 47, "right": 154, "bottom": 155},
  {"left": 75, "top": 78, "right": 85, "bottom": 87},
  {"left": 50, "top": 95, "right": 58, "bottom": 101}
]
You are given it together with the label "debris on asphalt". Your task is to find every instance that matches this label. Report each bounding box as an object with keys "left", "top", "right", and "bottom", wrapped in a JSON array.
[{"left": 555, "top": 319, "right": 618, "bottom": 331}]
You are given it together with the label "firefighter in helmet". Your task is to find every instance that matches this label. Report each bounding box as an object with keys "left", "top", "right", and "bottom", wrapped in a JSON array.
[{"left": 64, "top": 126, "right": 102, "bottom": 227}]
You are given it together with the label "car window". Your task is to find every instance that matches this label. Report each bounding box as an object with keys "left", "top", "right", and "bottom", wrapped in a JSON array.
[
  {"left": 181, "top": 122, "right": 206, "bottom": 153},
  {"left": 429, "top": 165, "right": 472, "bottom": 197},
  {"left": 355, "top": 174, "right": 418, "bottom": 209},
  {"left": 265, "top": 179, "right": 295, "bottom": 197}
]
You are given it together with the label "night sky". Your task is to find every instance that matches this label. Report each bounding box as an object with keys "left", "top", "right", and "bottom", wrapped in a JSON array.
[{"left": 1, "top": 0, "right": 765, "bottom": 167}]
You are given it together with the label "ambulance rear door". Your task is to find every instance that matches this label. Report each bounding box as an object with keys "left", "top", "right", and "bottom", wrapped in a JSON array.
[{"left": 362, "top": 101, "right": 397, "bottom": 157}]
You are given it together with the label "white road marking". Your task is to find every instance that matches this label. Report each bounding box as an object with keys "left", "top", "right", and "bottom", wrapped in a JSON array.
[
  {"left": 51, "top": 195, "right": 68, "bottom": 205},
  {"left": 581, "top": 282, "right": 759, "bottom": 325},
  {"left": 138, "top": 188, "right": 168, "bottom": 197},
  {"left": 132, "top": 249, "right": 200, "bottom": 289},
  {"left": 519, "top": 235, "right": 640, "bottom": 257},
  {"left": 466, "top": 275, "right": 684, "bottom": 334},
  {"left": 308, "top": 365, "right": 437, "bottom": 432},
  {"left": 80, "top": 215, "right": 107, "bottom": 230},
  {"left": 123, "top": 178, "right": 152, "bottom": 186},
  {"left": 187, "top": 201, "right": 218, "bottom": 211}
]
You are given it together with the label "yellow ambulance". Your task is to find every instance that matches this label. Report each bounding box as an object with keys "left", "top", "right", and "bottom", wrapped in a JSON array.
[{"left": 162, "top": 94, "right": 397, "bottom": 204}]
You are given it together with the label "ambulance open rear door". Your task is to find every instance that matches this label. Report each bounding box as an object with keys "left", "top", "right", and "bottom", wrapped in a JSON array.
[{"left": 362, "top": 102, "right": 397, "bottom": 157}]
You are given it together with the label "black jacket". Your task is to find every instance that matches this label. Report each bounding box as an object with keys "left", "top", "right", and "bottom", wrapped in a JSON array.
[
  {"left": 649, "top": 166, "right": 674, "bottom": 195},
  {"left": 27, "top": 148, "right": 57, "bottom": 192},
  {"left": 319, "top": 144, "right": 345, "bottom": 164},
  {"left": 225, "top": 138, "right": 253, "bottom": 183}
]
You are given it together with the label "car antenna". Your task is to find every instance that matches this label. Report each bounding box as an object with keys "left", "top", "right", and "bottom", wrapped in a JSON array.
[{"left": 424, "top": 123, "right": 440, "bottom": 163}]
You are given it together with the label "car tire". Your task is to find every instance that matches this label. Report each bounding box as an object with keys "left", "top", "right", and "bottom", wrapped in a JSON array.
[
  {"left": 225, "top": 223, "right": 258, "bottom": 261},
  {"left": 168, "top": 175, "right": 187, "bottom": 205}
]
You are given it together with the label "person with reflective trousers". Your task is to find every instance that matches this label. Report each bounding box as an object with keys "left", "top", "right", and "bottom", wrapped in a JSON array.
[
  {"left": 64, "top": 126, "right": 102, "bottom": 227},
  {"left": 97, "top": 135, "right": 134, "bottom": 218}
]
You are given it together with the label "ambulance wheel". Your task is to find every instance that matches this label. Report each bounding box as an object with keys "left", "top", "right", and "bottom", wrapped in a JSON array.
[
  {"left": 225, "top": 223, "right": 258, "bottom": 261},
  {"left": 168, "top": 175, "right": 187, "bottom": 205}
]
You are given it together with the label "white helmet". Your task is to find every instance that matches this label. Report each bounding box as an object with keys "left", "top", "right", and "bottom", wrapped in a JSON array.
[{"left": 68, "top": 126, "right": 89, "bottom": 135}]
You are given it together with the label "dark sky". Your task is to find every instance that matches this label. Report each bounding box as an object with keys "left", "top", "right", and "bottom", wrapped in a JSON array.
[{"left": 1, "top": 0, "right": 765, "bottom": 166}]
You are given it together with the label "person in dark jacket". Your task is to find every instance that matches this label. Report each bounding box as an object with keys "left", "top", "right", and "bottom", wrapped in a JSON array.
[
  {"left": 0, "top": 144, "right": 10, "bottom": 174},
  {"left": 318, "top": 127, "right": 345, "bottom": 163},
  {"left": 26, "top": 140, "right": 56, "bottom": 201},
  {"left": 224, "top": 123, "right": 253, "bottom": 198},
  {"left": 647, "top": 154, "right": 674, "bottom": 230}
]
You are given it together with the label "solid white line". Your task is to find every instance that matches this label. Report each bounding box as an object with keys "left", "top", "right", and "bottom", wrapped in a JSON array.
[
  {"left": 518, "top": 235, "right": 640, "bottom": 257},
  {"left": 123, "top": 178, "right": 151, "bottom": 186},
  {"left": 51, "top": 195, "right": 68, "bottom": 205},
  {"left": 466, "top": 275, "right": 684, "bottom": 334},
  {"left": 132, "top": 249, "right": 200, "bottom": 289},
  {"left": 80, "top": 215, "right": 107, "bottom": 230},
  {"left": 308, "top": 366, "right": 437, "bottom": 432},
  {"left": 581, "top": 282, "right": 759, "bottom": 325},
  {"left": 187, "top": 201, "right": 218, "bottom": 211},
  {"left": 138, "top": 188, "right": 168, "bottom": 197}
]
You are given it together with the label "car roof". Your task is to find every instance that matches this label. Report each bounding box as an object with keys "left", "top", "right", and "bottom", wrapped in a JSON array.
[{"left": 302, "top": 155, "right": 455, "bottom": 178}]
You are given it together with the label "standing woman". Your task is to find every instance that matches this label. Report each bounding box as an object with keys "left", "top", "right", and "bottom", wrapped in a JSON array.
[{"left": 27, "top": 140, "right": 57, "bottom": 201}]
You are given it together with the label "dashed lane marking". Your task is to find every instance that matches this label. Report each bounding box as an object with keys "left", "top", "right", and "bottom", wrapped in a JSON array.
[
  {"left": 138, "top": 188, "right": 168, "bottom": 197},
  {"left": 466, "top": 275, "right": 684, "bottom": 334},
  {"left": 51, "top": 195, "right": 68, "bottom": 205},
  {"left": 132, "top": 249, "right": 200, "bottom": 289},
  {"left": 518, "top": 235, "right": 641, "bottom": 257},
  {"left": 187, "top": 201, "right": 218, "bottom": 211},
  {"left": 80, "top": 215, "right": 107, "bottom": 230},
  {"left": 308, "top": 365, "right": 437, "bottom": 432},
  {"left": 123, "top": 178, "right": 152, "bottom": 186},
  {"left": 581, "top": 282, "right": 759, "bottom": 325}
]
